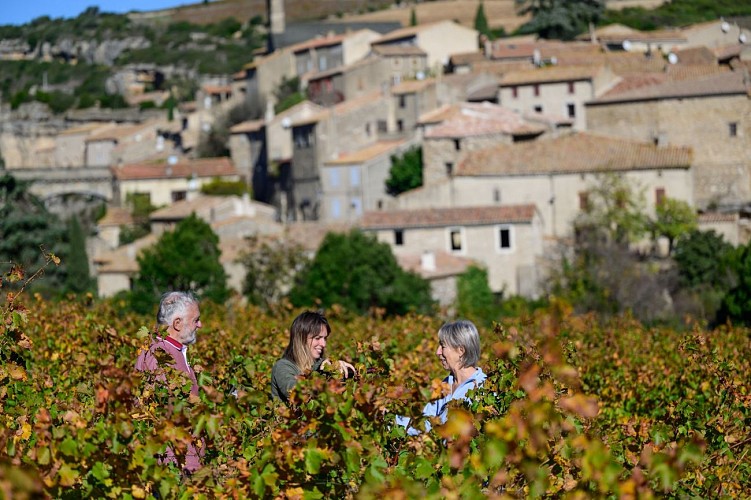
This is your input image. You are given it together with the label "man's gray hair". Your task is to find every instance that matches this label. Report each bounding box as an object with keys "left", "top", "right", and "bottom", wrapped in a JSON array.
[
  {"left": 438, "top": 320, "right": 481, "bottom": 368},
  {"left": 157, "top": 291, "right": 198, "bottom": 326}
]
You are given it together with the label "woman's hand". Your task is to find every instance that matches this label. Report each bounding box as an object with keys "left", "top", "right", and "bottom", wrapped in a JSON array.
[{"left": 322, "top": 359, "right": 356, "bottom": 379}]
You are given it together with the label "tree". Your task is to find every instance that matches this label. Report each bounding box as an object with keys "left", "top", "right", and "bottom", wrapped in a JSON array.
[
  {"left": 385, "top": 146, "right": 422, "bottom": 196},
  {"left": 719, "top": 243, "right": 751, "bottom": 326},
  {"left": 274, "top": 76, "right": 305, "bottom": 114},
  {"left": 515, "top": 0, "right": 605, "bottom": 40},
  {"left": 456, "top": 265, "right": 497, "bottom": 326},
  {"left": 575, "top": 173, "right": 649, "bottom": 246},
  {"left": 474, "top": 1, "right": 490, "bottom": 38},
  {"left": 673, "top": 229, "right": 734, "bottom": 289},
  {"left": 651, "top": 198, "right": 697, "bottom": 255},
  {"left": 289, "top": 230, "right": 434, "bottom": 316},
  {"left": 239, "top": 235, "right": 310, "bottom": 309},
  {"left": 64, "top": 216, "right": 94, "bottom": 294},
  {"left": 0, "top": 174, "right": 68, "bottom": 293},
  {"left": 410, "top": 7, "right": 417, "bottom": 26},
  {"left": 130, "top": 214, "right": 229, "bottom": 313}
]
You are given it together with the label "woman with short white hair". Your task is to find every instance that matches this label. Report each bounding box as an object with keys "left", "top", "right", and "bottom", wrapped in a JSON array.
[{"left": 397, "top": 320, "right": 486, "bottom": 433}]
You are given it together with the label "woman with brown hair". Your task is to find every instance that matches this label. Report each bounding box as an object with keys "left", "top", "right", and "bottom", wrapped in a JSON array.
[{"left": 270, "top": 311, "right": 355, "bottom": 402}]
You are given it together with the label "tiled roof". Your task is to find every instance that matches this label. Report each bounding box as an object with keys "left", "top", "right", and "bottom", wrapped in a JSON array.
[
  {"left": 97, "top": 207, "right": 133, "bottom": 227},
  {"left": 291, "top": 90, "right": 383, "bottom": 126},
  {"left": 149, "top": 196, "right": 228, "bottom": 221},
  {"left": 203, "top": 84, "right": 232, "bottom": 94},
  {"left": 392, "top": 78, "right": 435, "bottom": 94},
  {"left": 457, "top": 133, "right": 692, "bottom": 176},
  {"left": 600, "top": 73, "right": 667, "bottom": 98},
  {"left": 59, "top": 123, "right": 109, "bottom": 137},
  {"left": 450, "top": 51, "right": 486, "bottom": 65},
  {"left": 230, "top": 119, "right": 265, "bottom": 133},
  {"left": 113, "top": 157, "right": 237, "bottom": 180},
  {"left": 553, "top": 51, "right": 666, "bottom": 75},
  {"left": 673, "top": 46, "right": 717, "bottom": 65},
  {"left": 471, "top": 59, "right": 536, "bottom": 76},
  {"left": 418, "top": 104, "right": 457, "bottom": 125},
  {"left": 324, "top": 139, "right": 407, "bottom": 165},
  {"left": 698, "top": 212, "right": 738, "bottom": 224},
  {"left": 579, "top": 23, "right": 686, "bottom": 43},
  {"left": 664, "top": 63, "right": 730, "bottom": 81},
  {"left": 397, "top": 251, "right": 474, "bottom": 279},
  {"left": 360, "top": 204, "right": 537, "bottom": 229},
  {"left": 424, "top": 102, "right": 546, "bottom": 139},
  {"left": 372, "top": 21, "right": 449, "bottom": 44},
  {"left": 715, "top": 44, "right": 744, "bottom": 61},
  {"left": 500, "top": 65, "right": 602, "bottom": 86},
  {"left": 85, "top": 122, "right": 153, "bottom": 143},
  {"left": 94, "top": 234, "right": 158, "bottom": 273},
  {"left": 491, "top": 40, "right": 600, "bottom": 61},
  {"left": 289, "top": 33, "right": 347, "bottom": 53},
  {"left": 372, "top": 44, "right": 426, "bottom": 57},
  {"left": 589, "top": 71, "right": 748, "bottom": 104}
]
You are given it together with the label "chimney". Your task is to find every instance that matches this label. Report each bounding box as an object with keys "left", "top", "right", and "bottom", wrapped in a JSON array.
[{"left": 420, "top": 251, "right": 436, "bottom": 271}]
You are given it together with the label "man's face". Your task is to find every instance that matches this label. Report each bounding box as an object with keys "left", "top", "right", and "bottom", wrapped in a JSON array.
[{"left": 174, "top": 303, "right": 202, "bottom": 345}]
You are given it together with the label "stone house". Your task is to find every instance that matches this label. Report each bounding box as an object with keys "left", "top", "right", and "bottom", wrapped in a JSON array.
[
  {"left": 394, "top": 133, "right": 693, "bottom": 240},
  {"left": 55, "top": 123, "right": 111, "bottom": 167},
  {"left": 680, "top": 19, "right": 751, "bottom": 50},
  {"left": 360, "top": 204, "right": 544, "bottom": 296},
  {"left": 293, "top": 29, "right": 380, "bottom": 79},
  {"left": 499, "top": 65, "right": 619, "bottom": 130},
  {"left": 435, "top": 72, "right": 502, "bottom": 107},
  {"left": 392, "top": 78, "right": 438, "bottom": 135},
  {"left": 112, "top": 157, "right": 239, "bottom": 207},
  {"left": 579, "top": 24, "right": 687, "bottom": 54},
  {"left": 418, "top": 102, "right": 550, "bottom": 187},
  {"left": 586, "top": 71, "right": 751, "bottom": 209},
  {"left": 370, "top": 21, "right": 479, "bottom": 73},
  {"left": 243, "top": 50, "right": 296, "bottom": 117},
  {"left": 320, "top": 138, "right": 417, "bottom": 221},
  {"left": 93, "top": 194, "right": 281, "bottom": 296},
  {"left": 85, "top": 120, "right": 180, "bottom": 167},
  {"left": 306, "top": 56, "right": 390, "bottom": 107},
  {"left": 288, "top": 91, "right": 392, "bottom": 220},
  {"left": 371, "top": 44, "right": 429, "bottom": 83}
]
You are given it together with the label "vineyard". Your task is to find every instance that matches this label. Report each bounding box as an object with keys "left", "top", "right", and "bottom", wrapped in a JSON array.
[{"left": 1, "top": 286, "right": 750, "bottom": 498}]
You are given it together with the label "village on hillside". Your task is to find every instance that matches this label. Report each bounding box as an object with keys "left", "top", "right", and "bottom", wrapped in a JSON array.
[{"left": 1, "top": 1, "right": 750, "bottom": 308}]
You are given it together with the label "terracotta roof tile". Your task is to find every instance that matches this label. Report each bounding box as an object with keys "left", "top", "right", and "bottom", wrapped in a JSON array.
[
  {"left": 202, "top": 84, "right": 232, "bottom": 94},
  {"left": 698, "top": 212, "right": 738, "bottom": 223},
  {"left": 291, "top": 90, "right": 383, "bottom": 126},
  {"left": 149, "top": 196, "right": 228, "bottom": 220},
  {"left": 324, "top": 139, "right": 407, "bottom": 165},
  {"left": 113, "top": 157, "right": 237, "bottom": 180},
  {"left": 372, "top": 21, "right": 448, "bottom": 45},
  {"left": 554, "top": 51, "right": 665, "bottom": 75},
  {"left": 289, "top": 33, "right": 347, "bottom": 54},
  {"left": 450, "top": 51, "right": 486, "bottom": 65},
  {"left": 230, "top": 119, "right": 265, "bottom": 133},
  {"left": 97, "top": 207, "right": 133, "bottom": 227},
  {"left": 500, "top": 65, "right": 603, "bottom": 86},
  {"left": 664, "top": 63, "right": 730, "bottom": 81},
  {"left": 392, "top": 78, "right": 435, "bottom": 94},
  {"left": 590, "top": 71, "right": 748, "bottom": 104},
  {"left": 457, "top": 133, "right": 692, "bottom": 176},
  {"left": 673, "top": 46, "right": 717, "bottom": 65},
  {"left": 360, "top": 204, "right": 537, "bottom": 229},
  {"left": 424, "top": 102, "right": 546, "bottom": 138},
  {"left": 85, "top": 122, "right": 153, "bottom": 143}
]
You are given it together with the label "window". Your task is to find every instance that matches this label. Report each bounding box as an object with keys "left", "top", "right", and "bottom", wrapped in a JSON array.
[
  {"left": 331, "top": 198, "right": 341, "bottom": 219},
  {"left": 533, "top": 84, "right": 540, "bottom": 97},
  {"left": 655, "top": 187, "right": 666, "bottom": 206},
  {"left": 377, "top": 120, "right": 388, "bottom": 133},
  {"left": 511, "top": 86, "right": 518, "bottom": 99},
  {"left": 329, "top": 168, "right": 340, "bottom": 188},
  {"left": 395, "top": 229, "right": 404, "bottom": 246},
  {"left": 397, "top": 119, "right": 404, "bottom": 132},
  {"left": 293, "top": 126, "right": 314, "bottom": 148},
  {"left": 171, "top": 190, "right": 187, "bottom": 202},
  {"left": 454, "top": 139, "right": 462, "bottom": 151},
  {"left": 365, "top": 122, "right": 371, "bottom": 137},
  {"left": 579, "top": 191, "right": 589, "bottom": 211},
  {"left": 351, "top": 197, "right": 362, "bottom": 216},
  {"left": 445, "top": 162, "right": 454, "bottom": 176},
  {"left": 568, "top": 81, "right": 575, "bottom": 94},
  {"left": 449, "top": 228, "right": 463, "bottom": 252},
  {"left": 399, "top": 95, "right": 406, "bottom": 108},
  {"left": 319, "top": 55, "right": 327, "bottom": 71},
  {"left": 729, "top": 122, "right": 738, "bottom": 137},
  {"left": 534, "top": 105, "right": 543, "bottom": 113},
  {"left": 567, "top": 103, "right": 576, "bottom": 118},
  {"left": 377, "top": 200, "right": 383, "bottom": 210},
  {"left": 349, "top": 167, "right": 360, "bottom": 187},
  {"left": 493, "top": 188, "right": 501, "bottom": 203},
  {"left": 496, "top": 225, "right": 513, "bottom": 252}
]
